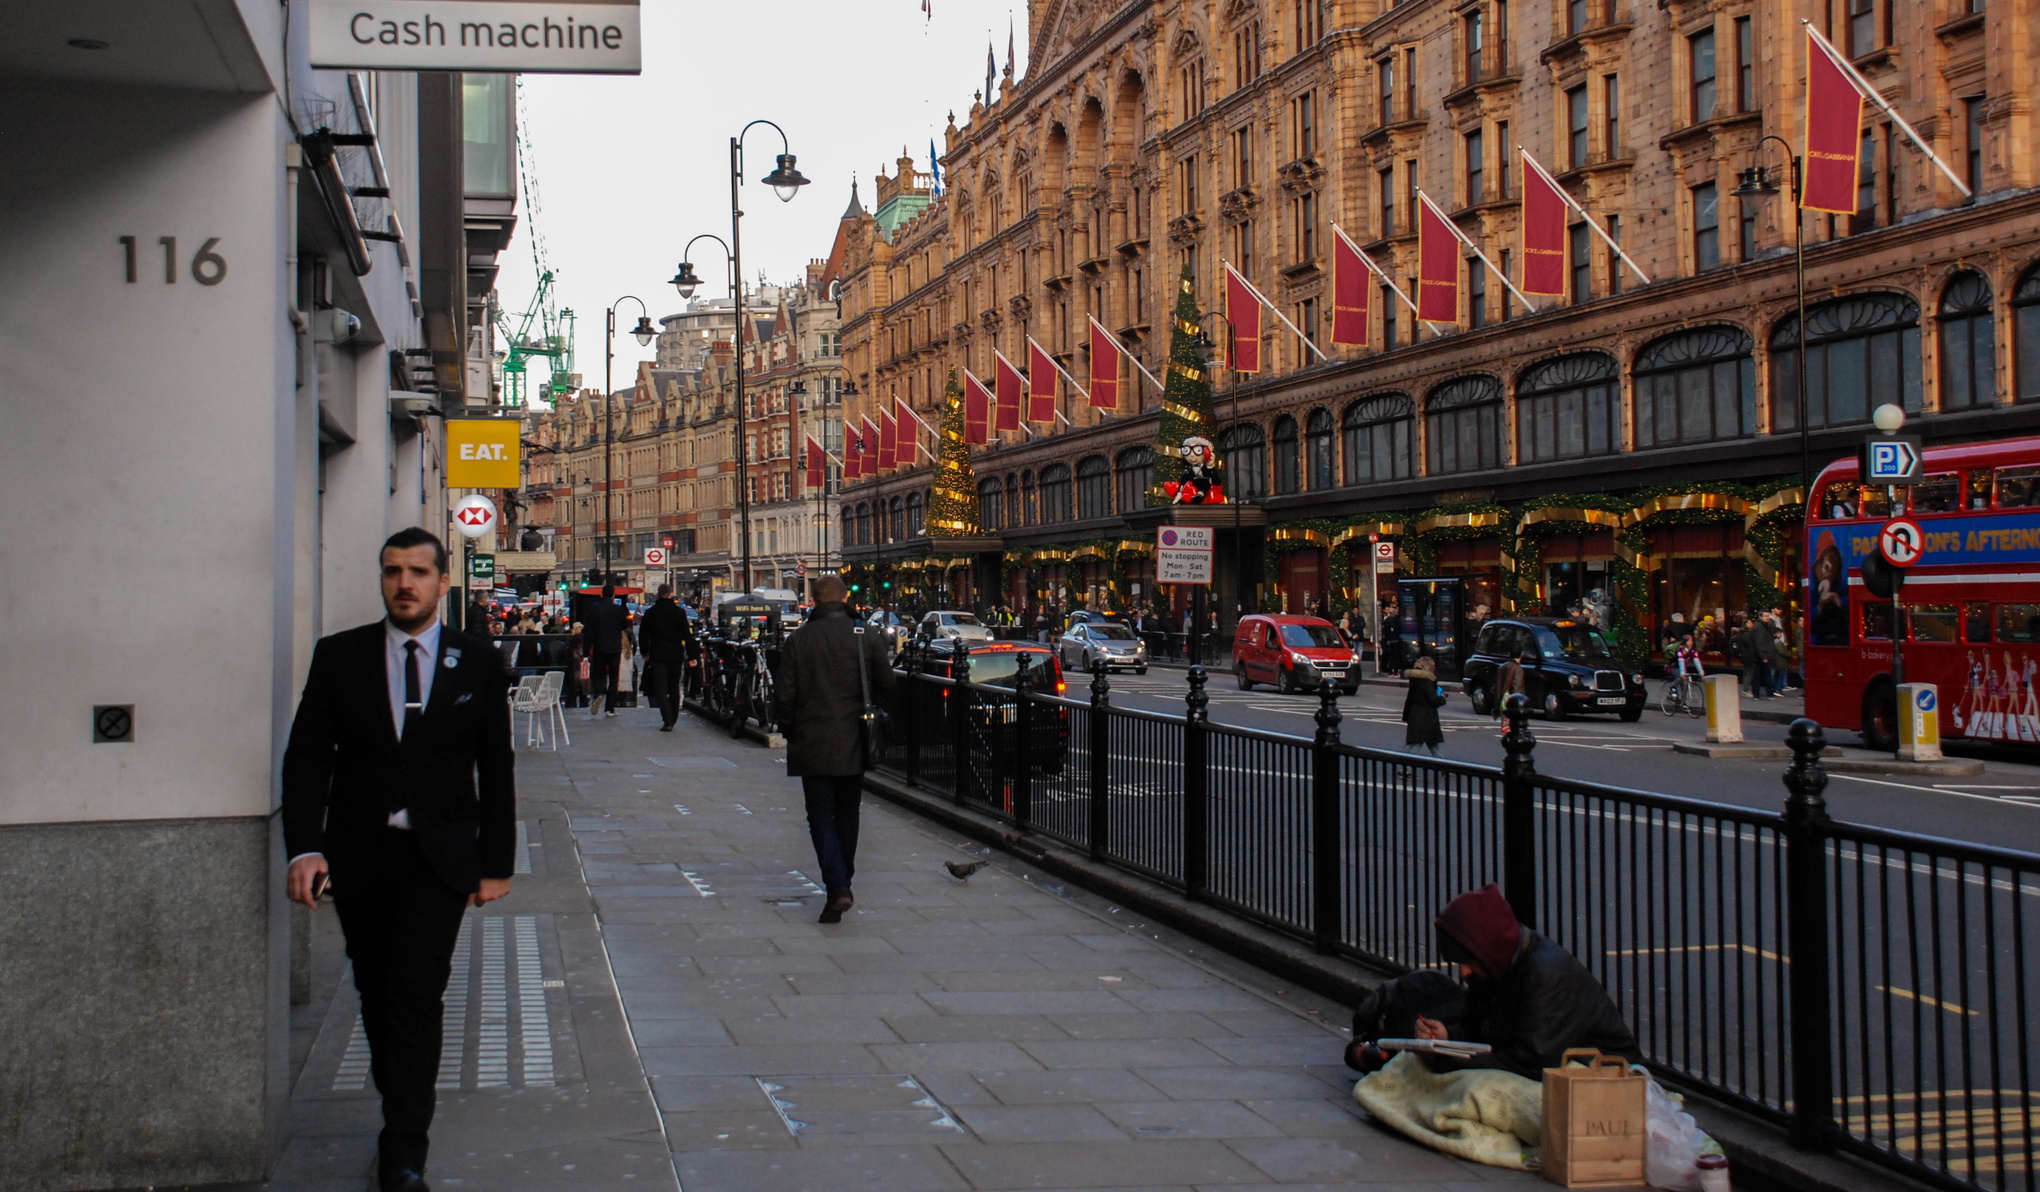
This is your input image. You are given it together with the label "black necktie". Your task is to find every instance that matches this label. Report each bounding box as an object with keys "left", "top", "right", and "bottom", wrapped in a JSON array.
[{"left": 403, "top": 640, "right": 423, "bottom": 741}]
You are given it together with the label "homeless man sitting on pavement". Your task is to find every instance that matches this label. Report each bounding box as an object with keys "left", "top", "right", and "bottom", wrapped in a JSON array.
[{"left": 1343, "top": 883, "right": 1641, "bottom": 1170}]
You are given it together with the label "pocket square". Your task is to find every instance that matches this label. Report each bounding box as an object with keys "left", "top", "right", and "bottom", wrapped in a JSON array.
[{"left": 454, "top": 692, "right": 473, "bottom": 706}]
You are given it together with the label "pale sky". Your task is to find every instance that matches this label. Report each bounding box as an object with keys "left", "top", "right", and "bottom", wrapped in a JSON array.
[{"left": 496, "top": 0, "right": 1030, "bottom": 397}]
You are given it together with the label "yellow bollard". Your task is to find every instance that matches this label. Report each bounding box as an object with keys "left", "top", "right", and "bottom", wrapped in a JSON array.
[
  {"left": 1896, "top": 683, "right": 1942, "bottom": 761},
  {"left": 1704, "top": 674, "right": 1744, "bottom": 744}
]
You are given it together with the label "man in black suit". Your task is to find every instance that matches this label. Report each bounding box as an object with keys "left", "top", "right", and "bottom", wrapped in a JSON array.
[
  {"left": 283, "top": 527, "right": 516, "bottom": 1192},
  {"left": 637, "top": 583, "right": 692, "bottom": 731},
  {"left": 582, "top": 583, "right": 627, "bottom": 717}
]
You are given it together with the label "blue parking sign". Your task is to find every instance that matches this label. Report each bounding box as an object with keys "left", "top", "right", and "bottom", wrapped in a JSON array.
[{"left": 1861, "top": 435, "right": 1923, "bottom": 485}]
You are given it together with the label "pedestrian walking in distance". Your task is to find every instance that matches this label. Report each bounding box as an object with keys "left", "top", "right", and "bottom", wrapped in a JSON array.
[
  {"left": 281, "top": 527, "right": 516, "bottom": 1192},
  {"left": 771, "top": 574, "right": 895, "bottom": 923},
  {"left": 583, "top": 583, "right": 627, "bottom": 717},
  {"left": 638, "top": 583, "right": 691, "bottom": 731},
  {"left": 1402, "top": 656, "right": 1446, "bottom": 757}
]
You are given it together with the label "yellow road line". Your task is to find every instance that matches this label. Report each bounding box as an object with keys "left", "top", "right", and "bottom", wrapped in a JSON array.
[
  {"left": 1604, "top": 942, "right": 1786, "bottom": 961},
  {"left": 1876, "top": 985, "right": 1981, "bottom": 1017}
]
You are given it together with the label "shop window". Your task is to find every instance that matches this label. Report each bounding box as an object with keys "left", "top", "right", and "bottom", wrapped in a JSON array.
[
  {"left": 1342, "top": 393, "right": 1414, "bottom": 485},
  {"left": 1220, "top": 423, "right": 1269, "bottom": 499},
  {"left": 1515, "top": 352, "right": 1618, "bottom": 463},
  {"left": 1116, "top": 446, "right": 1154, "bottom": 511},
  {"left": 1425, "top": 376, "right": 1505, "bottom": 474},
  {"left": 855, "top": 502, "right": 872, "bottom": 545},
  {"left": 1039, "top": 465, "right": 1071, "bottom": 524},
  {"left": 1077, "top": 455, "right": 1111, "bottom": 520},
  {"left": 1909, "top": 606, "right": 1958, "bottom": 643},
  {"left": 2015, "top": 265, "right": 2040, "bottom": 401},
  {"left": 1020, "top": 470, "right": 1038, "bottom": 525},
  {"left": 1940, "top": 271, "right": 1997, "bottom": 412},
  {"left": 1634, "top": 325, "right": 1756, "bottom": 449},
  {"left": 978, "top": 478, "right": 1003, "bottom": 530},
  {"left": 1306, "top": 408, "right": 1336, "bottom": 489},
  {"left": 1273, "top": 415, "right": 1302, "bottom": 494},
  {"left": 1769, "top": 292, "right": 1921, "bottom": 432}
]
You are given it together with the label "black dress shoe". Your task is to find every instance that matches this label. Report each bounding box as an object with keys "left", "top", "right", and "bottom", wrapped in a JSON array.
[{"left": 382, "top": 1167, "right": 430, "bottom": 1192}]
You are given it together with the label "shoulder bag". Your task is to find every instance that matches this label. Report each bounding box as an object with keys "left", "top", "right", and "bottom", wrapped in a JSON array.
[{"left": 853, "top": 625, "right": 891, "bottom": 771}]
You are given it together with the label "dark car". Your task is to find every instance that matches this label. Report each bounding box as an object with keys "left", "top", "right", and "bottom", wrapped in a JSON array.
[
  {"left": 917, "top": 639, "right": 1071, "bottom": 775},
  {"left": 1461, "top": 617, "right": 1646, "bottom": 721}
]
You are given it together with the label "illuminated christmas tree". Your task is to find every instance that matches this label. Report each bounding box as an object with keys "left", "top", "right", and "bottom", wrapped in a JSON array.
[
  {"left": 925, "top": 368, "right": 981, "bottom": 534},
  {"left": 1152, "top": 264, "right": 1223, "bottom": 505}
]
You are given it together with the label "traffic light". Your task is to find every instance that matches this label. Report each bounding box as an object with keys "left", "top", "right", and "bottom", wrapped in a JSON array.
[{"left": 582, "top": 568, "right": 602, "bottom": 586}]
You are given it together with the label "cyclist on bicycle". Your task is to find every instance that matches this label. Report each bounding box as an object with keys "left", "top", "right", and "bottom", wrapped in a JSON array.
[{"left": 1673, "top": 635, "right": 1704, "bottom": 680}]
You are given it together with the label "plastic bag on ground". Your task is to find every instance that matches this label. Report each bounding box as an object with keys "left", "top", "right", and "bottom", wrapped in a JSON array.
[{"left": 1642, "top": 1074, "right": 1716, "bottom": 1189}]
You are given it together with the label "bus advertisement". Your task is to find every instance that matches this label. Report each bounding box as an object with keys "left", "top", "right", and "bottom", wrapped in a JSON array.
[{"left": 1804, "top": 436, "right": 2040, "bottom": 750}]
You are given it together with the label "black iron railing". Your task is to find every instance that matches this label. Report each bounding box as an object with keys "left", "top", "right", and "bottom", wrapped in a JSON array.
[{"left": 873, "top": 659, "right": 2040, "bottom": 1192}]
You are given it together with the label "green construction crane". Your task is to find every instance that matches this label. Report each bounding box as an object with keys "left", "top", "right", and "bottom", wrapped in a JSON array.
[{"left": 496, "top": 77, "right": 578, "bottom": 408}]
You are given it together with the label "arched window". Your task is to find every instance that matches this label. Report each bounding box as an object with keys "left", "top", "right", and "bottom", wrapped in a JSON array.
[
  {"left": 1633, "top": 325, "right": 1755, "bottom": 449},
  {"left": 1020, "top": 469, "right": 1038, "bottom": 525},
  {"left": 1077, "top": 455, "right": 1112, "bottom": 519},
  {"left": 2017, "top": 266, "right": 2040, "bottom": 401},
  {"left": 1342, "top": 394, "right": 1414, "bottom": 485},
  {"left": 855, "top": 502, "right": 872, "bottom": 546},
  {"left": 1272, "top": 415, "right": 1301, "bottom": 494},
  {"left": 978, "top": 477, "right": 1004, "bottom": 530},
  {"left": 1425, "top": 376, "right": 1505, "bottom": 474},
  {"left": 1306, "top": 408, "right": 1335, "bottom": 489},
  {"left": 841, "top": 509, "right": 855, "bottom": 548},
  {"left": 1116, "top": 445, "right": 1154, "bottom": 511},
  {"left": 906, "top": 491, "right": 925, "bottom": 536},
  {"left": 1940, "top": 271, "right": 1996, "bottom": 412},
  {"left": 1039, "top": 463, "right": 1072, "bottom": 523},
  {"left": 1005, "top": 474, "right": 1019, "bottom": 527},
  {"left": 1219, "top": 423, "right": 1268, "bottom": 498},
  {"left": 889, "top": 496, "right": 905, "bottom": 541},
  {"left": 1770, "top": 292, "right": 1921, "bottom": 430},
  {"left": 1516, "top": 353, "right": 1619, "bottom": 464}
]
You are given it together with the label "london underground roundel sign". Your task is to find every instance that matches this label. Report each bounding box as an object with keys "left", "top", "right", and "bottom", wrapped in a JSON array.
[{"left": 453, "top": 494, "right": 498, "bottom": 539}]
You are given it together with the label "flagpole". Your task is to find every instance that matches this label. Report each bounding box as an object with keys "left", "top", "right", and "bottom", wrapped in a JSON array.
[
  {"left": 1330, "top": 222, "right": 1455, "bottom": 336},
  {"left": 1805, "top": 22, "right": 1971, "bottom": 198},
  {"left": 1518, "top": 150, "right": 1653, "bottom": 285},
  {"left": 1089, "top": 315, "right": 1166, "bottom": 393},
  {"left": 1221, "top": 260, "right": 1328, "bottom": 361},
  {"left": 1415, "top": 190, "right": 1541, "bottom": 314}
]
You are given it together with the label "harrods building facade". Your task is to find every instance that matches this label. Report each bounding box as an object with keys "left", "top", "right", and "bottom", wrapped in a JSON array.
[{"left": 836, "top": 0, "right": 2038, "bottom": 637}]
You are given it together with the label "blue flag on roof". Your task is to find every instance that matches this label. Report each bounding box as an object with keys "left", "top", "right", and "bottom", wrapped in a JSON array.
[{"left": 929, "top": 139, "right": 942, "bottom": 196}]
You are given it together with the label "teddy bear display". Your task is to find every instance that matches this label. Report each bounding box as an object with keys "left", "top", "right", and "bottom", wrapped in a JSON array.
[{"left": 1160, "top": 435, "right": 1226, "bottom": 505}]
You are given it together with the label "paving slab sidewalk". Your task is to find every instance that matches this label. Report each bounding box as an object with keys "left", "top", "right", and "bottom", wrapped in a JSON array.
[{"left": 195, "top": 705, "right": 1542, "bottom": 1192}]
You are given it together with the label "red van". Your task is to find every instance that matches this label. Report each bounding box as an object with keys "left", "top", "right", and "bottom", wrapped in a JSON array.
[{"left": 1231, "top": 614, "right": 1360, "bottom": 694}]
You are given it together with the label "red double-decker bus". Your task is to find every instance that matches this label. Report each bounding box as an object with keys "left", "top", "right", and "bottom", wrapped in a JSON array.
[{"left": 1804, "top": 436, "right": 2040, "bottom": 750}]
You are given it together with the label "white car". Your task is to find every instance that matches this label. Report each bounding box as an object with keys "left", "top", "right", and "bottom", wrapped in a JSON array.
[
  {"left": 922, "top": 610, "right": 993, "bottom": 642},
  {"left": 1059, "top": 621, "right": 1149, "bottom": 675}
]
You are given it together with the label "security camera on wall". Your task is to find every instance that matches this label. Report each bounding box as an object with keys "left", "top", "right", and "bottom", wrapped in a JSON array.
[{"left": 326, "top": 307, "right": 362, "bottom": 345}]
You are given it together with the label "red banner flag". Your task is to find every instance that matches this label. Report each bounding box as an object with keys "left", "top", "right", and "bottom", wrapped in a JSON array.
[
  {"left": 879, "top": 410, "right": 898, "bottom": 470},
  {"left": 1330, "top": 227, "right": 1370, "bottom": 347},
  {"left": 806, "top": 436, "right": 824, "bottom": 490},
  {"left": 1087, "top": 317, "right": 1121, "bottom": 410},
  {"left": 862, "top": 415, "right": 881, "bottom": 476},
  {"left": 1224, "top": 263, "right": 1261, "bottom": 372},
  {"left": 848, "top": 425, "right": 865, "bottom": 478},
  {"left": 1520, "top": 153, "right": 1569, "bottom": 296},
  {"left": 1802, "top": 31, "right": 1863, "bottom": 214},
  {"left": 1027, "top": 339, "right": 1058, "bottom": 423},
  {"left": 1416, "top": 195, "right": 1461, "bottom": 324},
  {"left": 993, "top": 351, "right": 1024, "bottom": 432},
  {"left": 963, "top": 371, "right": 991, "bottom": 445},
  {"left": 896, "top": 398, "right": 919, "bottom": 463}
]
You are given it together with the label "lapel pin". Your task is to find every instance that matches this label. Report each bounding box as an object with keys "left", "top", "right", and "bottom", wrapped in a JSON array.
[{"left": 443, "top": 647, "right": 461, "bottom": 670}]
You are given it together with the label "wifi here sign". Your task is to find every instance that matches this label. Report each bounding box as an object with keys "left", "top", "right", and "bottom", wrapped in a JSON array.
[{"left": 445, "top": 420, "right": 521, "bottom": 488}]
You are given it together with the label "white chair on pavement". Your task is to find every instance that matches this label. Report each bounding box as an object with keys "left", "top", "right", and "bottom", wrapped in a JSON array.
[
  {"left": 510, "top": 675, "right": 547, "bottom": 748},
  {"left": 535, "top": 669, "right": 569, "bottom": 749}
]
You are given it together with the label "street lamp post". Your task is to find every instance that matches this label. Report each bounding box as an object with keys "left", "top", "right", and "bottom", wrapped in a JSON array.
[
  {"left": 673, "top": 119, "right": 810, "bottom": 597},
  {"left": 603, "top": 297, "right": 658, "bottom": 589},
  {"left": 1732, "top": 136, "right": 1810, "bottom": 490}
]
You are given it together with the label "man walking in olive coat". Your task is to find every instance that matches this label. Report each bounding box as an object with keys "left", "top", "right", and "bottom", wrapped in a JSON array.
[{"left": 772, "top": 575, "right": 895, "bottom": 923}]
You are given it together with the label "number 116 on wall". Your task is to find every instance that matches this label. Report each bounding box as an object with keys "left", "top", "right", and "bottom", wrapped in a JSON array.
[{"left": 118, "top": 236, "right": 227, "bottom": 285}]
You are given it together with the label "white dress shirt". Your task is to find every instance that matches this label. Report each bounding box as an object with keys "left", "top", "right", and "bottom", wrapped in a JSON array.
[{"left": 288, "top": 618, "right": 441, "bottom": 868}]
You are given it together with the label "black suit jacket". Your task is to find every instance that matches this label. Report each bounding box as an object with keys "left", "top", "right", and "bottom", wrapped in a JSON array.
[{"left": 282, "top": 621, "right": 517, "bottom": 894}]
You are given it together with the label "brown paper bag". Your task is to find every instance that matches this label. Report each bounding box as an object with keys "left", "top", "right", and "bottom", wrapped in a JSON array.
[{"left": 1541, "top": 1048, "right": 1647, "bottom": 1188}]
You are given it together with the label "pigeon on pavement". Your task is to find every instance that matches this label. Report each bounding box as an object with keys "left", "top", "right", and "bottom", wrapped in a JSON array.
[{"left": 944, "top": 860, "right": 989, "bottom": 881}]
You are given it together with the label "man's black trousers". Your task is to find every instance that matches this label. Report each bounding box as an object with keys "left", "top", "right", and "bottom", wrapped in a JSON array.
[
  {"left": 332, "top": 829, "right": 470, "bottom": 1179},
  {"left": 590, "top": 652, "right": 621, "bottom": 707},
  {"left": 800, "top": 775, "right": 863, "bottom": 894},
  {"left": 645, "top": 658, "right": 683, "bottom": 726}
]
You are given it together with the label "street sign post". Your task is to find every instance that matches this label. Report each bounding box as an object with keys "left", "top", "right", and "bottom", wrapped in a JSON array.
[
  {"left": 1861, "top": 435, "right": 1923, "bottom": 485},
  {"left": 643, "top": 547, "right": 667, "bottom": 568},
  {"left": 470, "top": 553, "right": 495, "bottom": 582},
  {"left": 1156, "top": 526, "right": 1214, "bottom": 585}
]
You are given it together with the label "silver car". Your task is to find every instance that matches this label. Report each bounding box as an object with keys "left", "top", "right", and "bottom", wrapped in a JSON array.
[
  {"left": 864, "top": 610, "right": 911, "bottom": 657},
  {"left": 922, "top": 610, "right": 994, "bottom": 642},
  {"left": 1059, "top": 621, "right": 1148, "bottom": 675}
]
